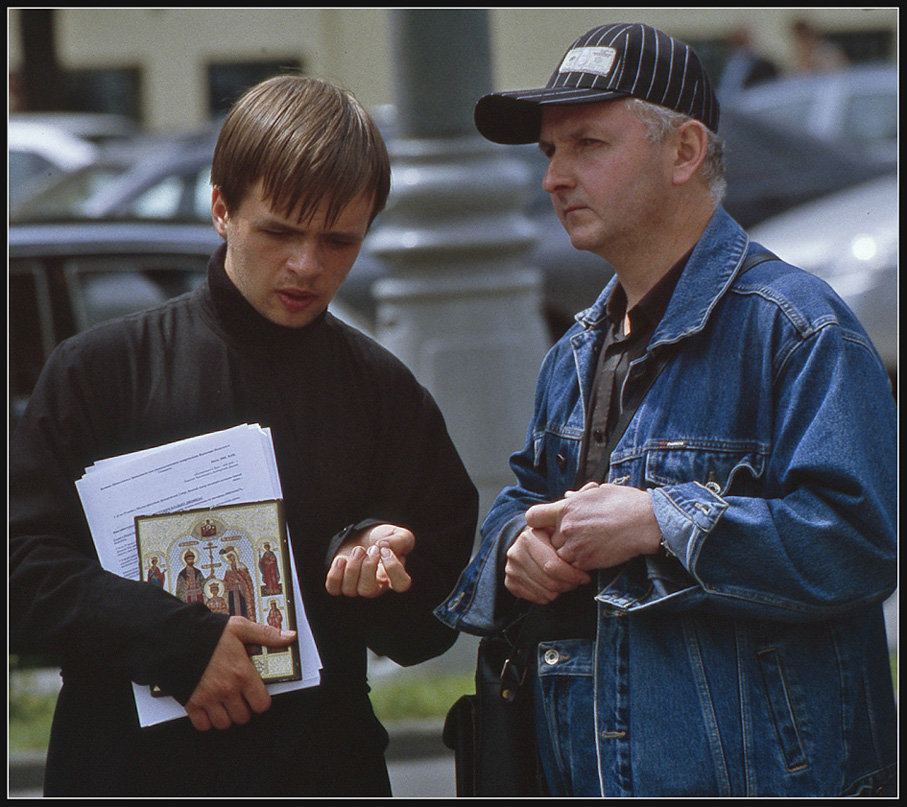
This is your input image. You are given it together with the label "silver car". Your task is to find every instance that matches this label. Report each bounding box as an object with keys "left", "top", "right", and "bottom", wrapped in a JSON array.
[
  {"left": 729, "top": 64, "right": 897, "bottom": 168},
  {"left": 750, "top": 173, "right": 897, "bottom": 385}
]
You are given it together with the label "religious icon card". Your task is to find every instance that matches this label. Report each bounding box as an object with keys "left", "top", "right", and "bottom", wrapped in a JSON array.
[{"left": 135, "top": 499, "right": 301, "bottom": 691}]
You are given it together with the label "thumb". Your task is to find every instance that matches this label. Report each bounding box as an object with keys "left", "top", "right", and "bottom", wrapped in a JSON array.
[
  {"left": 525, "top": 500, "right": 560, "bottom": 529},
  {"left": 228, "top": 616, "right": 296, "bottom": 648}
]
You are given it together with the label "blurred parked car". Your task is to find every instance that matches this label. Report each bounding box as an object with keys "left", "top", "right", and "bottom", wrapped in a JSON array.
[
  {"left": 10, "top": 219, "right": 215, "bottom": 424},
  {"left": 729, "top": 64, "right": 897, "bottom": 168},
  {"left": 11, "top": 134, "right": 217, "bottom": 222},
  {"left": 750, "top": 173, "right": 897, "bottom": 387},
  {"left": 8, "top": 218, "right": 378, "bottom": 425},
  {"left": 11, "top": 112, "right": 141, "bottom": 145},
  {"left": 13, "top": 105, "right": 879, "bottom": 231},
  {"left": 9, "top": 119, "right": 99, "bottom": 208}
]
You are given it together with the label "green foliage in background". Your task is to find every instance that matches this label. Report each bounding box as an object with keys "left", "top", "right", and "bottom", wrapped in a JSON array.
[{"left": 370, "top": 672, "right": 473, "bottom": 724}]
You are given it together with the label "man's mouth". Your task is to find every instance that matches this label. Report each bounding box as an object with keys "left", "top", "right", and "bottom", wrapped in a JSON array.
[{"left": 276, "top": 288, "right": 317, "bottom": 313}]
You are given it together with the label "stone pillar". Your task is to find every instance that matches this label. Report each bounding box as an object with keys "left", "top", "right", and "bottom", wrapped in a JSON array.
[{"left": 372, "top": 10, "right": 549, "bottom": 522}]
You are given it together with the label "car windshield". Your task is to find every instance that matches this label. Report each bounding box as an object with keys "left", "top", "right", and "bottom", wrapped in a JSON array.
[
  {"left": 67, "top": 260, "right": 207, "bottom": 330},
  {"left": 11, "top": 163, "right": 129, "bottom": 220}
]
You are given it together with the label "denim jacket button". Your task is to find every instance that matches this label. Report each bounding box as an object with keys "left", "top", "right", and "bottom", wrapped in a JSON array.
[{"left": 544, "top": 648, "right": 561, "bottom": 665}]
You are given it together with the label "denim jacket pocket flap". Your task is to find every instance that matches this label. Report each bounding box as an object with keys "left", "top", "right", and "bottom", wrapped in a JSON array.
[
  {"left": 534, "top": 426, "right": 583, "bottom": 493},
  {"left": 644, "top": 440, "right": 766, "bottom": 495}
]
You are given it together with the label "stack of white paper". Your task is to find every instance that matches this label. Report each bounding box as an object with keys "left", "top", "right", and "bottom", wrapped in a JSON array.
[{"left": 75, "top": 423, "right": 321, "bottom": 727}]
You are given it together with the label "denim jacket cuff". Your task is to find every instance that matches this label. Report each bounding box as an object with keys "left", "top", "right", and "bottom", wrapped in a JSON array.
[
  {"left": 434, "top": 513, "right": 526, "bottom": 635},
  {"left": 650, "top": 482, "right": 728, "bottom": 566}
]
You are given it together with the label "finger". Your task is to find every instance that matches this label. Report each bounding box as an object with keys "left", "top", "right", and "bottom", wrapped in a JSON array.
[
  {"left": 186, "top": 703, "right": 213, "bottom": 732},
  {"left": 505, "top": 554, "right": 578, "bottom": 604},
  {"left": 325, "top": 555, "right": 347, "bottom": 596},
  {"left": 378, "top": 544, "right": 412, "bottom": 592},
  {"left": 356, "top": 545, "right": 384, "bottom": 597},
  {"left": 521, "top": 530, "right": 590, "bottom": 587},
  {"left": 369, "top": 525, "right": 415, "bottom": 558},
  {"left": 206, "top": 703, "right": 233, "bottom": 731},
  {"left": 387, "top": 527, "right": 415, "bottom": 557},
  {"left": 231, "top": 617, "right": 296, "bottom": 649},
  {"left": 525, "top": 501, "right": 560, "bottom": 530},
  {"left": 504, "top": 566, "right": 559, "bottom": 604},
  {"left": 342, "top": 545, "right": 367, "bottom": 597},
  {"left": 222, "top": 692, "right": 253, "bottom": 727},
  {"left": 243, "top": 678, "right": 273, "bottom": 716}
]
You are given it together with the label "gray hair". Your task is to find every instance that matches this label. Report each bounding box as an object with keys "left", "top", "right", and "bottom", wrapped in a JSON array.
[{"left": 626, "top": 98, "right": 727, "bottom": 208}]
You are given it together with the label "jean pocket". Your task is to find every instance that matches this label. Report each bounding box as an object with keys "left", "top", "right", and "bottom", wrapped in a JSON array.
[
  {"left": 535, "top": 640, "right": 599, "bottom": 796},
  {"left": 756, "top": 647, "right": 809, "bottom": 773}
]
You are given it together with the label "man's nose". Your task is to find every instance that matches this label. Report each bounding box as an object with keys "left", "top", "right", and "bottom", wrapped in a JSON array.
[
  {"left": 541, "top": 153, "right": 573, "bottom": 195},
  {"left": 285, "top": 240, "right": 322, "bottom": 276}
]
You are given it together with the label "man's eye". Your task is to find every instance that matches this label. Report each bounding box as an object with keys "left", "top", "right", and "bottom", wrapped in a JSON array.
[{"left": 327, "top": 237, "right": 359, "bottom": 249}]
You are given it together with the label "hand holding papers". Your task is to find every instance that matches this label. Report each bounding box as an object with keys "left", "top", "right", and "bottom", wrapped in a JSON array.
[{"left": 75, "top": 424, "right": 321, "bottom": 727}]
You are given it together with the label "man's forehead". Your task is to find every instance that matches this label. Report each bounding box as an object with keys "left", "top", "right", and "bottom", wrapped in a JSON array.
[{"left": 538, "top": 99, "right": 632, "bottom": 142}]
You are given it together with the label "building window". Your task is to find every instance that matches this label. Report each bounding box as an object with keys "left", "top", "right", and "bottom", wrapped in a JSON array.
[
  {"left": 826, "top": 29, "right": 894, "bottom": 62},
  {"left": 207, "top": 60, "right": 304, "bottom": 117},
  {"left": 64, "top": 67, "right": 143, "bottom": 122}
]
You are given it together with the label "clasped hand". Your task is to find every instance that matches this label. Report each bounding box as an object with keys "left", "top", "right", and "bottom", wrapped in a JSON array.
[{"left": 504, "top": 482, "right": 661, "bottom": 605}]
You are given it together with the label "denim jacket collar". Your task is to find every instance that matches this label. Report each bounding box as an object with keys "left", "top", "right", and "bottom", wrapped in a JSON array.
[{"left": 574, "top": 208, "right": 749, "bottom": 351}]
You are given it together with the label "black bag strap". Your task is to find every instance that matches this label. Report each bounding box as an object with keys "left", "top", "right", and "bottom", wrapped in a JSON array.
[
  {"left": 589, "top": 247, "right": 777, "bottom": 484},
  {"left": 588, "top": 349, "right": 670, "bottom": 483},
  {"left": 736, "top": 247, "right": 778, "bottom": 276}
]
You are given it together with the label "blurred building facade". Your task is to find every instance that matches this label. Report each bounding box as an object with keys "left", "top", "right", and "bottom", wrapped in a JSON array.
[{"left": 8, "top": 8, "right": 899, "bottom": 133}]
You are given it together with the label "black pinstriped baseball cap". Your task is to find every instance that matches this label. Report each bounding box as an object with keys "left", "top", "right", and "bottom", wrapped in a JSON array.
[{"left": 475, "top": 22, "right": 720, "bottom": 144}]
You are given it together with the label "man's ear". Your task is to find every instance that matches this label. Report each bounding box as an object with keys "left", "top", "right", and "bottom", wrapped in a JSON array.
[
  {"left": 211, "top": 187, "right": 230, "bottom": 239},
  {"left": 671, "top": 120, "right": 709, "bottom": 187}
]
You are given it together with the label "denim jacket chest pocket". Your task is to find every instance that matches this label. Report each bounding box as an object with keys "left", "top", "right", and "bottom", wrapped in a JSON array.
[
  {"left": 639, "top": 440, "right": 767, "bottom": 496},
  {"left": 533, "top": 425, "right": 584, "bottom": 495}
]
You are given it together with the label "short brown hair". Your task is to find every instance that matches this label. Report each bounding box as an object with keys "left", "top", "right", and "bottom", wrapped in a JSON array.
[{"left": 211, "top": 74, "right": 391, "bottom": 226}]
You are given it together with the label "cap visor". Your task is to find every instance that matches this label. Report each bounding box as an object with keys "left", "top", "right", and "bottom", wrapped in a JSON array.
[{"left": 475, "top": 88, "right": 628, "bottom": 144}]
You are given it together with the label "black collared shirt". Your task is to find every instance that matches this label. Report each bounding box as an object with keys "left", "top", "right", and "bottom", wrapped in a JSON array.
[{"left": 579, "top": 254, "right": 689, "bottom": 483}]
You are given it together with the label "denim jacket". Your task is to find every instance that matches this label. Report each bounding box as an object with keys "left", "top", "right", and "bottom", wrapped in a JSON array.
[{"left": 437, "top": 209, "right": 897, "bottom": 796}]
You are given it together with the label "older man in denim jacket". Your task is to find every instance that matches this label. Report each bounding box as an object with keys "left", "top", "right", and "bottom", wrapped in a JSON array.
[{"left": 438, "top": 23, "right": 896, "bottom": 797}]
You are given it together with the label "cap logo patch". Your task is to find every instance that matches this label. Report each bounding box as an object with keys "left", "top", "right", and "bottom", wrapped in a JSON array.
[{"left": 559, "top": 47, "right": 617, "bottom": 78}]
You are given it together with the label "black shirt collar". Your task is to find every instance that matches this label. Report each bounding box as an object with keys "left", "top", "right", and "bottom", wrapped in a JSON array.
[{"left": 606, "top": 250, "right": 692, "bottom": 336}]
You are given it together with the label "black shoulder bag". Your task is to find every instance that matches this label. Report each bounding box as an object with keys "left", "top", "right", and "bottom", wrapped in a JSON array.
[
  {"left": 442, "top": 249, "right": 776, "bottom": 796},
  {"left": 442, "top": 610, "right": 544, "bottom": 796}
]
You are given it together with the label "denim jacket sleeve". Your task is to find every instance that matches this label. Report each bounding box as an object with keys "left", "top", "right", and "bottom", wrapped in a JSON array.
[{"left": 648, "top": 307, "right": 897, "bottom": 622}]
